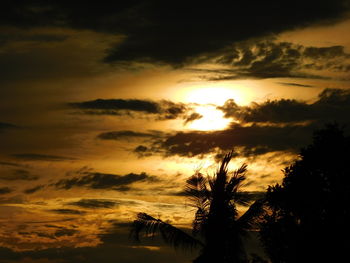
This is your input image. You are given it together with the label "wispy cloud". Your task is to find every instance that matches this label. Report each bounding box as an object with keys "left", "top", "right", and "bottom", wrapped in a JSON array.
[
  {"left": 11, "top": 153, "right": 77, "bottom": 162},
  {"left": 0, "top": 169, "right": 39, "bottom": 181},
  {"left": 68, "top": 98, "right": 193, "bottom": 121},
  {"left": 53, "top": 171, "right": 156, "bottom": 191},
  {"left": 0, "top": 187, "right": 13, "bottom": 194},
  {"left": 49, "top": 209, "right": 86, "bottom": 215},
  {"left": 67, "top": 199, "right": 118, "bottom": 209},
  {"left": 195, "top": 41, "right": 350, "bottom": 80}
]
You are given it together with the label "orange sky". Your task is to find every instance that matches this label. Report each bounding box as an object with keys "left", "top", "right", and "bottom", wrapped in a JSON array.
[{"left": 1, "top": 2, "right": 350, "bottom": 262}]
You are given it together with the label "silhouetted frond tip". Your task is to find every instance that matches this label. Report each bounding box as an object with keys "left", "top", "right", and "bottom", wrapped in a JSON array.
[
  {"left": 226, "top": 163, "right": 247, "bottom": 195},
  {"left": 237, "top": 198, "right": 266, "bottom": 229},
  {"left": 131, "top": 212, "right": 203, "bottom": 251}
]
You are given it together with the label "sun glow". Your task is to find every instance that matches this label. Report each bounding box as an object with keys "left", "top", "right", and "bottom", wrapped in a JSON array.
[
  {"left": 187, "top": 105, "right": 232, "bottom": 131},
  {"left": 185, "top": 86, "right": 245, "bottom": 105}
]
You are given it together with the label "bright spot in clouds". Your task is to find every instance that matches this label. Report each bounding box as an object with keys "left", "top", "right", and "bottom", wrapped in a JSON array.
[
  {"left": 188, "top": 105, "right": 231, "bottom": 131},
  {"left": 186, "top": 86, "right": 244, "bottom": 105}
]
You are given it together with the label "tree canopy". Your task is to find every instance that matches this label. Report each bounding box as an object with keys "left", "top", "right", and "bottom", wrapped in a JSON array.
[{"left": 260, "top": 124, "right": 350, "bottom": 262}]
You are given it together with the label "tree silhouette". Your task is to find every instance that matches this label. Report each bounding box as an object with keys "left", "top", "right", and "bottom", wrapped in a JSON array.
[
  {"left": 131, "top": 152, "right": 264, "bottom": 263},
  {"left": 259, "top": 124, "right": 350, "bottom": 262}
]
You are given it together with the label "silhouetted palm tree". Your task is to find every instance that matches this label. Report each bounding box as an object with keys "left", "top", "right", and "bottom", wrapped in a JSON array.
[{"left": 131, "top": 152, "right": 264, "bottom": 263}]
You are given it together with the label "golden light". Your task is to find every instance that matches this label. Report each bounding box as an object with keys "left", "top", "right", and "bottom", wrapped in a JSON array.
[
  {"left": 187, "top": 105, "right": 232, "bottom": 131},
  {"left": 185, "top": 86, "right": 245, "bottom": 105}
]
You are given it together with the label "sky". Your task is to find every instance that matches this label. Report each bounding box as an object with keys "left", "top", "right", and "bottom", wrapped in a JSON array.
[{"left": 1, "top": 1, "right": 350, "bottom": 262}]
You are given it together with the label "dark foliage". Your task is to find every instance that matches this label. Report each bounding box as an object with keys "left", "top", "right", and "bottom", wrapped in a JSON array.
[{"left": 260, "top": 124, "right": 350, "bottom": 262}]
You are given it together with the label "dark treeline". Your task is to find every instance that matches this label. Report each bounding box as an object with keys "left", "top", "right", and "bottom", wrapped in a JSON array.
[
  {"left": 260, "top": 123, "right": 350, "bottom": 262},
  {"left": 131, "top": 123, "right": 350, "bottom": 262}
]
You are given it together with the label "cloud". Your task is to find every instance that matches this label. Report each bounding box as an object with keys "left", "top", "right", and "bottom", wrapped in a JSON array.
[
  {"left": 53, "top": 171, "right": 154, "bottom": 191},
  {"left": 0, "top": 187, "right": 13, "bottom": 194},
  {"left": 97, "top": 130, "right": 162, "bottom": 141},
  {"left": 67, "top": 199, "right": 118, "bottom": 209},
  {"left": 0, "top": 195, "right": 26, "bottom": 204},
  {"left": 19, "top": 227, "right": 79, "bottom": 240},
  {"left": 23, "top": 185, "right": 45, "bottom": 194},
  {"left": 184, "top": 113, "right": 203, "bottom": 124},
  {"left": 198, "top": 41, "right": 350, "bottom": 80},
  {"left": 277, "top": 82, "right": 314, "bottom": 88},
  {"left": 101, "top": 1, "right": 349, "bottom": 65},
  {"left": 0, "top": 169, "right": 39, "bottom": 181},
  {"left": 132, "top": 88, "right": 350, "bottom": 158},
  {"left": 0, "top": 122, "right": 18, "bottom": 132},
  {"left": 219, "top": 88, "right": 350, "bottom": 124},
  {"left": 69, "top": 98, "right": 191, "bottom": 120},
  {"left": 69, "top": 99, "right": 160, "bottom": 113},
  {"left": 50, "top": 209, "right": 86, "bottom": 215},
  {"left": 54, "top": 228, "right": 79, "bottom": 237},
  {"left": 0, "top": 162, "right": 24, "bottom": 168},
  {"left": 0, "top": 1, "right": 349, "bottom": 68},
  {"left": 140, "top": 124, "right": 316, "bottom": 158},
  {"left": 11, "top": 153, "right": 77, "bottom": 161}
]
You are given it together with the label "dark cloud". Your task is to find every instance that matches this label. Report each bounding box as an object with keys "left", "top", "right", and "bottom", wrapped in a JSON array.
[
  {"left": 23, "top": 185, "right": 45, "bottom": 194},
  {"left": 0, "top": 161, "right": 24, "bottom": 167},
  {"left": 49, "top": 208, "right": 85, "bottom": 215},
  {"left": 67, "top": 199, "right": 118, "bottom": 209},
  {"left": 97, "top": 130, "right": 162, "bottom": 141},
  {"left": 277, "top": 82, "right": 314, "bottom": 88},
  {"left": 69, "top": 98, "right": 191, "bottom": 121},
  {"left": 54, "top": 171, "right": 154, "bottom": 190},
  {"left": 139, "top": 124, "right": 315, "bottom": 158},
  {"left": 303, "top": 45, "right": 348, "bottom": 59},
  {"left": 0, "top": 187, "right": 13, "bottom": 194},
  {"left": 0, "top": 195, "right": 26, "bottom": 204},
  {"left": 0, "top": 1, "right": 349, "bottom": 67},
  {"left": 102, "top": 1, "right": 350, "bottom": 65},
  {"left": 133, "top": 88, "right": 350, "bottom": 158},
  {"left": 19, "top": 227, "right": 79, "bottom": 240},
  {"left": 158, "top": 101, "right": 188, "bottom": 120},
  {"left": 0, "top": 122, "right": 18, "bottom": 132},
  {"left": 54, "top": 228, "right": 78, "bottom": 237},
  {"left": 184, "top": 113, "right": 203, "bottom": 125},
  {"left": 24, "top": 231, "right": 56, "bottom": 240},
  {"left": 133, "top": 145, "right": 153, "bottom": 158},
  {"left": 0, "top": 169, "right": 39, "bottom": 181},
  {"left": 69, "top": 99, "right": 160, "bottom": 113},
  {"left": 11, "top": 153, "right": 77, "bottom": 161},
  {"left": 200, "top": 41, "right": 350, "bottom": 80},
  {"left": 219, "top": 88, "right": 350, "bottom": 124},
  {"left": 24, "top": 218, "right": 76, "bottom": 224}
]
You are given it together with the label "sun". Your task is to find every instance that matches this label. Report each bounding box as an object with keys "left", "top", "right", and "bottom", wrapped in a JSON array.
[
  {"left": 181, "top": 86, "right": 242, "bottom": 131},
  {"left": 185, "top": 86, "right": 244, "bottom": 105},
  {"left": 187, "top": 105, "right": 232, "bottom": 131}
]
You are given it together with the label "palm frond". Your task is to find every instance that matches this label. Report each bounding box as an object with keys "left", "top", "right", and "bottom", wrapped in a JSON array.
[
  {"left": 210, "top": 151, "right": 234, "bottom": 192},
  {"left": 131, "top": 212, "right": 203, "bottom": 250},
  {"left": 185, "top": 171, "right": 210, "bottom": 208},
  {"left": 237, "top": 198, "right": 266, "bottom": 229},
  {"left": 226, "top": 163, "right": 247, "bottom": 194},
  {"left": 193, "top": 207, "right": 208, "bottom": 236}
]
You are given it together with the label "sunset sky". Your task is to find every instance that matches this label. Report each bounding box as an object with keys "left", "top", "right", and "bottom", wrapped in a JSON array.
[{"left": 1, "top": 1, "right": 350, "bottom": 262}]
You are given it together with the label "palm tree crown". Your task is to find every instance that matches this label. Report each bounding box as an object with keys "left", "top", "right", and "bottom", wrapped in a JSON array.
[{"left": 131, "top": 152, "right": 263, "bottom": 263}]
